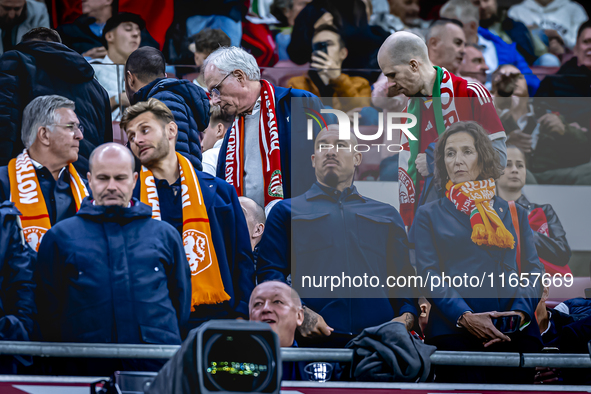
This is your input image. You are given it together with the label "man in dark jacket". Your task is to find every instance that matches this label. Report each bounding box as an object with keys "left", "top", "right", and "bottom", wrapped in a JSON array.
[
  {"left": 122, "top": 98, "right": 253, "bottom": 329},
  {"left": 125, "top": 47, "right": 209, "bottom": 171},
  {"left": 0, "top": 200, "right": 35, "bottom": 373},
  {"left": 36, "top": 143, "right": 190, "bottom": 374},
  {"left": 256, "top": 125, "right": 417, "bottom": 348},
  {"left": 0, "top": 27, "right": 112, "bottom": 175}
]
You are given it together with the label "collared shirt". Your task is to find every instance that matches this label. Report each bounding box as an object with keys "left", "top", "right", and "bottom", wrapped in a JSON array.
[
  {"left": 202, "top": 139, "right": 223, "bottom": 176},
  {"left": 151, "top": 177, "right": 183, "bottom": 234},
  {"left": 29, "top": 159, "right": 75, "bottom": 226}
]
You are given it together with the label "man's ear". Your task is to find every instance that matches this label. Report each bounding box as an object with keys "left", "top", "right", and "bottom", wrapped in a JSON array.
[
  {"left": 311, "top": 153, "right": 316, "bottom": 168},
  {"left": 234, "top": 69, "right": 246, "bottom": 84},
  {"left": 167, "top": 121, "right": 179, "bottom": 141},
  {"left": 105, "top": 30, "right": 115, "bottom": 45},
  {"left": 428, "top": 36, "right": 438, "bottom": 49},
  {"left": 339, "top": 47, "right": 348, "bottom": 62},
  {"left": 409, "top": 59, "right": 419, "bottom": 72},
  {"left": 353, "top": 151, "right": 362, "bottom": 167},
  {"left": 215, "top": 123, "right": 226, "bottom": 139},
  {"left": 296, "top": 306, "right": 304, "bottom": 327},
  {"left": 253, "top": 223, "right": 265, "bottom": 238},
  {"left": 37, "top": 126, "right": 51, "bottom": 147}
]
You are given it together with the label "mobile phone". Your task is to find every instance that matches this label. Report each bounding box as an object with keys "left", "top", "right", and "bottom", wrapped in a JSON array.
[
  {"left": 492, "top": 315, "right": 521, "bottom": 334},
  {"left": 312, "top": 41, "right": 329, "bottom": 55}
]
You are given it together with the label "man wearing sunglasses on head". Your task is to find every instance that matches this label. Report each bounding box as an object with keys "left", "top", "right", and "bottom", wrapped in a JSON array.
[
  {"left": 203, "top": 46, "right": 324, "bottom": 217},
  {"left": 0, "top": 95, "right": 89, "bottom": 252}
]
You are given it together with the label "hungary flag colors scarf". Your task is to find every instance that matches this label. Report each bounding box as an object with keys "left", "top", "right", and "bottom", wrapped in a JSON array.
[
  {"left": 140, "top": 152, "right": 230, "bottom": 310},
  {"left": 446, "top": 179, "right": 514, "bottom": 249},
  {"left": 224, "top": 79, "right": 283, "bottom": 208},
  {"left": 8, "top": 150, "right": 88, "bottom": 251}
]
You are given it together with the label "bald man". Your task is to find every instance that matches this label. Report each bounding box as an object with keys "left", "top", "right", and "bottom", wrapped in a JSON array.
[
  {"left": 377, "top": 31, "right": 506, "bottom": 226},
  {"left": 36, "top": 142, "right": 190, "bottom": 375},
  {"left": 257, "top": 125, "right": 417, "bottom": 348},
  {"left": 239, "top": 196, "right": 265, "bottom": 252}
]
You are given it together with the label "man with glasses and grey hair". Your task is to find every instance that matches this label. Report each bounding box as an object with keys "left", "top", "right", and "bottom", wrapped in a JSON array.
[
  {"left": 203, "top": 46, "right": 325, "bottom": 217},
  {"left": 0, "top": 95, "right": 89, "bottom": 252}
]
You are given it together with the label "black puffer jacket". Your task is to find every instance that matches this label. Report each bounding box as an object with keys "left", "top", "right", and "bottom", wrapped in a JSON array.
[{"left": 0, "top": 41, "right": 112, "bottom": 175}]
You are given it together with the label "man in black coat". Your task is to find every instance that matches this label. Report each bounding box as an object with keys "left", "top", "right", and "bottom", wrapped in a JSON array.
[
  {"left": 0, "top": 27, "right": 112, "bottom": 175},
  {"left": 125, "top": 47, "right": 209, "bottom": 171},
  {"left": 35, "top": 143, "right": 190, "bottom": 375}
]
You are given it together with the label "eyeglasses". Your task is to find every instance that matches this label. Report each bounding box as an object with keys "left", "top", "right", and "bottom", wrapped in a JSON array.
[
  {"left": 49, "top": 123, "right": 85, "bottom": 134},
  {"left": 210, "top": 71, "right": 234, "bottom": 98}
]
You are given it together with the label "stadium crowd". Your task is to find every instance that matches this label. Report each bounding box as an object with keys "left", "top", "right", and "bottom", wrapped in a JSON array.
[{"left": 0, "top": 0, "right": 590, "bottom": 385}]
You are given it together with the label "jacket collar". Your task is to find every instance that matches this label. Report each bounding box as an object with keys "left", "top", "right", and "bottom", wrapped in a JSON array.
[
  {"left": 442, "top": 195, "right": 509, "bottom": 230},
  {"left": 132, "top": 77, "right": 166, "bottom": 104},
  {"left": 515, "top": 194, "right": 531, "bottom": 210},
  {"left": 76, "top": 197, "right": 153, "bottom": 221},
  {"left": 304, "top": 182, "right": 365, "bottom": 202},
  {"left": 272, "top": 83, "right": 292, "bottom": 103}
]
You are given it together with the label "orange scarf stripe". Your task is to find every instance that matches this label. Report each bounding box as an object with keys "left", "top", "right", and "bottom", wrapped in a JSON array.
[
  {"left": 139, "top": 152, "right": 230, "bottom": 310},
  {"left": 8, "top": 150, "right": 88, "bottom": 252}
]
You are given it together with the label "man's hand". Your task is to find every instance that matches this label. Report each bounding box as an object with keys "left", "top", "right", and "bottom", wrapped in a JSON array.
[
  {"left": 298, "top": 306, "right": 334, "bottom": 338},
  {"left": 534, "top": 367, "right": 561, "bottom": 384},
  {"left": 392, "top": 312, "right": 414, "bottom": 331},
  {"left": 415, "top": 153, "right": 430, "bottom": 177},
  {"left": 311, "top": 50, "right": 341, "bottom": 81},
  {"left": 538, "top": 113, "right": 565, "bottom": 135},
  {"left": 314, "top": 12, "right": 334, "bottom": 29},
  {"left": 458, "top": 311, "right": 511, "bottom": 347},
  {"left": 507, "top": 129, "right": 533, "bottom": 153},
  {"left": 82, "top": 46, "right": 107, "bottom": 59}
]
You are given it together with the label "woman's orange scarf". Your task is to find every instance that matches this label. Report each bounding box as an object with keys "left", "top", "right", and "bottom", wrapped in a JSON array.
[{"left": 446, "top": 179, "right": 515, "bottom": 249}]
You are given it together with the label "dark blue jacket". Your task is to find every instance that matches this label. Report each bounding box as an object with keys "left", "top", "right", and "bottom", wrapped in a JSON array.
[
  {"left": 0, "top": 41, "right": 112, "bottom": 175},
  {"left": 0, "top": 201, "right": 35, "bottom": 341},
  {"left": 35, "top": 198, "right": 190, "bottom": 344},
  {"left": 216, "top": 84, "right": 325, "bottom": 200},
  {"left": 257, "top": 183, "right": 417, "bottom": 336},
  {"left": 132, "top": 170, "right": 254, "bottom": 326},
  {"left": 132, "top": 78, "right": 209, "bottom": 171},
  {"left": 410, "top": 196, "right": 544, "bottom": 340},
  {"left": 478, "top": 27, "right": 540, "bottom": 96}
]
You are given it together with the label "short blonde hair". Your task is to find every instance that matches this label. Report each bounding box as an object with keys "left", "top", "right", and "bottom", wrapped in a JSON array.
[{"left": 120, "top": 98, "right": 175, "bottom": 132}]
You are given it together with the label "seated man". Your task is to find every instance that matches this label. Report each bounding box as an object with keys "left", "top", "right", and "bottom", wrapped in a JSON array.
[
  {"left": 257, "top": 125, "right": 417, "bottom": 347},
  {"left": 426, "top": 19, "right": 466, "bottom": 76},
  {"left": 460, "top": 43, "right": 489, "bottom": 84},
  {"left": 201, "top": 105, "right": 232, "bottom": 176},
  {"left": 188, "top": 28, "right": 231, "bottom": 92},
  {"left": 288, "top": 24, "right": 371, "bottom": 112},
  {"left": 0, "top": 95, "right": 89, "bottom": 251},
  {"left": 90, "top": 13, "right": 143, "bottom": 121},
  {"left": 36, "top": 143, "right": 190, "bottom": 374},
  {"left": 249, "top": 280, "right": 305, "bottom": 380},
  {"left": 492, "top": 64, "right": 591, "bottom": 185},
  {"left": 122, "top": 98, "right": 254, "bottom": 329},
  {"left": 0, "top": 200, "right": 35, "bottom": 373}
]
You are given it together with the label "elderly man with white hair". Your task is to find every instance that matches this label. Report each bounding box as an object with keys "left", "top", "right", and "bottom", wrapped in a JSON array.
[
  {"left": 203, "top": 46, "right": 324, "bottom": 217},
  {"left": 0, "top": 95, "right": 89, "bottom": 252}
]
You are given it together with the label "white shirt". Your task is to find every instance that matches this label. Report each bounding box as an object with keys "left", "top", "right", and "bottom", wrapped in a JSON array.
[
  {"left": 478, "top": 34, "right": 498, "bottom": 91},
  {"left": 202, "top": 139, "right": 223, "bottom": 176},
  {"left": 90, "top": 55, "right": 125, "bottom": 121}
]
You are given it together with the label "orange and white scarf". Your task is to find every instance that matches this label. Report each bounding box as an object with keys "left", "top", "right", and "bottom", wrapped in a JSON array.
[
  {"left": 446, "top": 179, "right": 514, "bottom": 249},
  {"left": 224, "top": 79, "right": 283, "bottom": 207},
  {"left": 8, "top": 150, "right": 88, "bottom": 251},
  {"left": 140, "top": 152, "right": 230, "bottom": 310}
]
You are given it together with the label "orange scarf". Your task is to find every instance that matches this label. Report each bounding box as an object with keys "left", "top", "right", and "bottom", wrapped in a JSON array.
[
  {"left": 446, "top": 179, "right": 515, "bottom": 249},
  {"left": 140, "top": 152, "right": 230, "bottom": 310},
  {"left": 8, "top": 150, "right": 88, "bottom": 251}
]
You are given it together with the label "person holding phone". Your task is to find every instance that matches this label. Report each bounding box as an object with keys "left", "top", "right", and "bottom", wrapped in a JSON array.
[
  {"left": 288, "top": 24, "right": 371, "bottom": 112},
  {"left": 410, "top": 121, "right": 544, "bottom": 383}
]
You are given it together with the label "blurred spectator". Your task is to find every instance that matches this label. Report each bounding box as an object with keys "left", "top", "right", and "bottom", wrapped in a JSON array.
[
  {"left": 555, "top": 297, "right": 591, "bottom": 318},
  {"left": 492, "top": 64, "right": 591, "bottom": 184},
  {"left": 536, "top": 21, "right": 591, "bottom": 97},
  {"left": 497, "top": 146, "right": 572, "bottom": 275},
  {"left": 239, "top": 196, "right": 266, "bottom": 253},
  {"left": 270, "top": 0, "right": 312, "bottom": 60},
  {"left": 0, "top": 0, "right": 49, "bottom": 54},
  {"left": 188, "top": 28, "right": 231, "bottom": 92},
  {"left": 287, "top": 0, "right": 389, "bottom": 82},
  {"left": 0, "top": 96, "right": 89, "bottom": 252},
  {"left": 459, "top": 43, "right": 489, "bottom": 84},
  {"left": 0, "top": 29, "right": 112, "bottom": 175},
  {"left": 288, "top": 24, "right": 371, "bottom": 112},
  {"left": 257, "top": 125, "right": 417, "bottom": 347},
  {"left": 125, "top": 47, "right": 209, "bottom": 171},
  {"left": 410, "top": 121, "right": 544, "bottom": 383},
  {"left": 177, "top": 0, "right": 247, "bottom": 47},
  {"left": 36, "top": 143, "right": 190, "bottom": 375},
  {"left": 203, "top": 46, "right": 324, "bottom": 215},
  {"left": 440, "top": 0, "right": 540, "bottom": 95},
  {"left": 56, "top": 2, "right": 158, "bottom": 60},
  {"left": 0, "top": 201, "right": 34, "bottom": 374},
  {"left": 90, "top": 13, "right": 143, "bottom": 121},
  {"left": 426, "top": 19, "right": 466, "bottom": 75},
  {"left": 508, "top": 0, "right": 588, "bottom": 50},
  {"left": 201, "top": 105, "right": 232, "bottom": 176},
  {"left": 123, "top": 99, "right": 254, "bottom": 329},
  {"left": 377, "top": 31, "right": 506, "bottom": 226},
  {"left": 473, "top": 0, "right": 542, "bottom": 65},
  {"left": 370, "top": 0, "right": 424, "bottom": 32}
]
